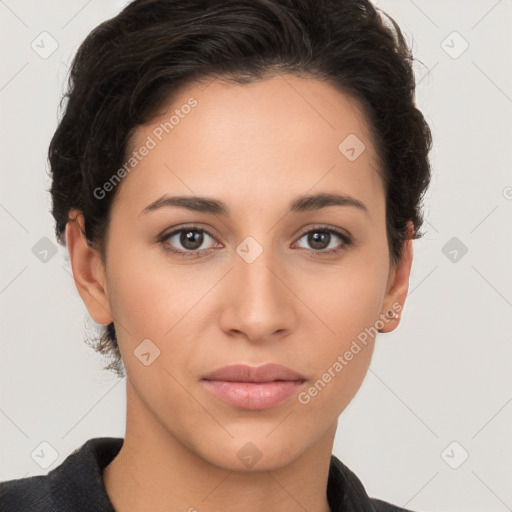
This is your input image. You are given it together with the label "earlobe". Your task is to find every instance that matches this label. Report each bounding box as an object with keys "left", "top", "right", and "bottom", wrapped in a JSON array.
[
  {"left": 378, "top": 223, "right": 414, "bottom": 334},
  {"left": 65, "top": 210, "right": 113, "bottom": 326}
]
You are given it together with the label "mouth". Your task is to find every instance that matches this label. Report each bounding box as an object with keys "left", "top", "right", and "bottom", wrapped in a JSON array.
[{"left": 201, "top": 363, "right": 306, "bottom": 410}]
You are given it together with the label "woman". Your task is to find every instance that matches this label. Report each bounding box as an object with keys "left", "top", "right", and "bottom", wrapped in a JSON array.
[{"left": 0, "top": 0, "right": 432, "bottom": 510}]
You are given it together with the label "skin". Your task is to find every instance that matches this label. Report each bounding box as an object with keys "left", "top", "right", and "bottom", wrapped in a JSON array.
[{"left": 65, "top": 73, "right": 413, "bottom": 512}]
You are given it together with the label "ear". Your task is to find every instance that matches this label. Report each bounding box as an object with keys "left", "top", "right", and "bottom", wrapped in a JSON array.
[
  {"left": 65, "top": 210, "right": 113, "bottom": 326},
  {"left": 378, "top": 222, "right": 414, "bottom": 333}
]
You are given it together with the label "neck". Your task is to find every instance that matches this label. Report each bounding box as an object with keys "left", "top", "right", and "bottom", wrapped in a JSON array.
[{"left": 103, "top": 379, "right": 335, "bottom": 512}]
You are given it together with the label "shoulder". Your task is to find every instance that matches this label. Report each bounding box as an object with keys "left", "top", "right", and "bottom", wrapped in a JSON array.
[
  {"left": 328, "top": 454, "right": 416, "bottom": 512},
  {"left": 370, "top": 497, "right": 416, "bottom": 511},
  {"left": 0, "top": 437, "right": 123, "bottom": 512},
  {"left": 0, "top": 474, "right": 54, "bottom": 511}
]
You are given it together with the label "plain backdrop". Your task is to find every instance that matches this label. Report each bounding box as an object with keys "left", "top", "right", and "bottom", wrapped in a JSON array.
[{"left": 1, "top": 1, "right": 511, "bottom": 511}]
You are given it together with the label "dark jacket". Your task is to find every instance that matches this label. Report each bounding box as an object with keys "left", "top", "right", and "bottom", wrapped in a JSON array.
[{"left": 0, "top": 437, "right": 414, "bottom": 511}]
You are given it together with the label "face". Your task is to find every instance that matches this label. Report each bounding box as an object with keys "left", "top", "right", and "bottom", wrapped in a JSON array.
[{"left": 69, "top": 74, "right": 411, "bottom": 471}]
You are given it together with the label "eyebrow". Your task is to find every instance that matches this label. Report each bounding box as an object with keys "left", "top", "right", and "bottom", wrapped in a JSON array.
[{"left": 139, "top": 192, "right": 368, "bottom": 217}]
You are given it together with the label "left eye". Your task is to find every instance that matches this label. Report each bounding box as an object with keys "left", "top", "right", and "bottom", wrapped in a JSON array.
[{"left": 294, "top": 228, "right": 349, "bottom": 253}]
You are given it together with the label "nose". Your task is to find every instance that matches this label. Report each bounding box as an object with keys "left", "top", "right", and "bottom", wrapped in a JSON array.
[{"left": 218, "top": 243, "right": 297, "bottom": 344}]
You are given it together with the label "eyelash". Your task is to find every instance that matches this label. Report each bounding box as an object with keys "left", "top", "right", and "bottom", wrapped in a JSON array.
[{"left": 158, "top": 225, "right": 352, "bottom": 259}]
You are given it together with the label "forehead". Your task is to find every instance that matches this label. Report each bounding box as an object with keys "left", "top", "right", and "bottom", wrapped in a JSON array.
[{"left": 113, "top": 74, "right": 384, "bottom": 218}]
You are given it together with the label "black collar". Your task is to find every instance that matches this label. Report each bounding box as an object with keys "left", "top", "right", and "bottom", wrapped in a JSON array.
[{"left": 1, "top": 437, "right": 413, "bottom": 512}]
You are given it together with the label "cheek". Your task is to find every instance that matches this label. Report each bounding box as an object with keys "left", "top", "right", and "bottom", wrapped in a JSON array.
[
  {"left": 106, "top": 262, "right": 165, "bottom": 342},
  {"left": 297, "top": 342, "right": 374, "bottom": 416},
  {"left": 294, "top": 273, "right": 383, "bottom": 422},
  {"left": 105, "top": 247, "right": 221, "bottom": 357},
  {"left": 305, "top": 255, "right": 390, "bottom": 346},
  {"left": 295, "top": 251, "right": 389, "bottom": 407}
]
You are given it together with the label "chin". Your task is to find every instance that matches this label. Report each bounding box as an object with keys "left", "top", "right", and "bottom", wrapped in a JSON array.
[{"left": 193, "top": 430, "right": 308, "bottom": 473}]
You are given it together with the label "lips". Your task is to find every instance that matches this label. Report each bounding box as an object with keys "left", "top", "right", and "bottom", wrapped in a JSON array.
[
  {"left": 202, "top": 363, "right": 305, "bottom": 383},
  {"left": 201, "top": 363, "right": 306, "bottom": 410}
]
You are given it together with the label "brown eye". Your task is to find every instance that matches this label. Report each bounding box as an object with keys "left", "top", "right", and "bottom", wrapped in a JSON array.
[
  {"left": 179, "top": 230, "right": 205, "bottom": 250},
  {"left": 161, "top": 227, "right": 218, "bottom": 255},
  {"left": 294, "top": 227, "right": 351, "bottom": 254},
  {"left": 306, "top": 231, "right": 331, "bottom": 250}
]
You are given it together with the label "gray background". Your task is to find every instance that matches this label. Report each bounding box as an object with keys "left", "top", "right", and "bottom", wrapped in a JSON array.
[{"left": 1, "top": 1, "right": 511, "bottom": 510}]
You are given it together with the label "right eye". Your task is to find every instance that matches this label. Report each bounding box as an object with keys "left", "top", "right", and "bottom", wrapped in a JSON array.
[{"left": 159, "top": 226, "right": 221, "bottom": 257}]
